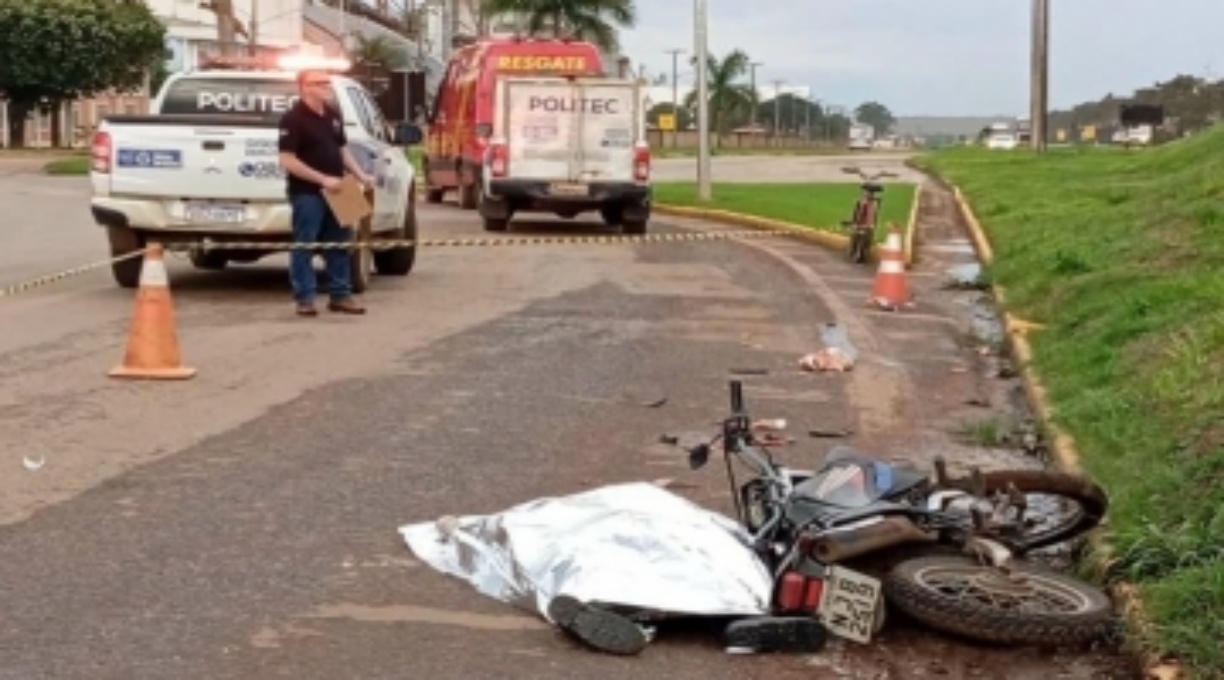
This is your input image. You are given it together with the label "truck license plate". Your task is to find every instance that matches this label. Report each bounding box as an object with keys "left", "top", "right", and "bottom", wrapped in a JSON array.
[
  {"left": 185, "top": 203, "right": 246, "bottom": 224},
  {"left": 547, "top": 182, "right": 588, "bottom": 196},
  {"left": 816, "top": 565, "right": 883, "bottom": 644}
]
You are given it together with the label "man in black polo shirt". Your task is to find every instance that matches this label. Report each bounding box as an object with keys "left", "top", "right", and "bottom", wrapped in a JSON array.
[{"left": 277, "top": 69, "right": 373, "bottom": 317}]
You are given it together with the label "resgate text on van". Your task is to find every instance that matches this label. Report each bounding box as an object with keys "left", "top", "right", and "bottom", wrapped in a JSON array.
[
  {"left": 528, "top": 96, "right": 621, "bottom": 114},
  {"left": 496, "top": 55, "right": 587, "bottom": 71}
]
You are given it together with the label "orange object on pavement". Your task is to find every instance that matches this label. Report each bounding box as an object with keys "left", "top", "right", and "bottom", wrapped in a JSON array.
[
  {"left": 869, "top": 245, "right": 911, "bottom": 310},
  {"left": 108, "top": 243, "right": 197, "bottom": 380}
]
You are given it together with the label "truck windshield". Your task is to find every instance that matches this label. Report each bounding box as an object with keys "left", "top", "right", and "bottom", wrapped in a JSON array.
[{"left": 158, "top": 77, "right": 301, "bottom": 121}]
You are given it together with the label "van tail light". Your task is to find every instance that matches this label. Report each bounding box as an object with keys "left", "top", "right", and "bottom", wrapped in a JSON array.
[
  {"left": 91, "top": 131, "right": 112, "bottom": 174},
  {"left": 633, "top": 142, "right": 650, "bottom": 182},
  {"left": 489, "top": 141, "right": 509, "bottom": 178}
]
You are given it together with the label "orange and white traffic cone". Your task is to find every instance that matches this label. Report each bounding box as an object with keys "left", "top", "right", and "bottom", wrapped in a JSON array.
[
  {"left": 869, "top": 226, "right": 912, "bottom": 310},
  {"left": 108, "top": 243, "right": 197, "bottom": 380},
  {"left": 878, "top": 223, "right": 904, "bottom": 262}
]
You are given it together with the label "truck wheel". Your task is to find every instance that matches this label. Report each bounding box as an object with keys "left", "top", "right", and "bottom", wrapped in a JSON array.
[
  {"left": 107, "top": 225, "right": 145, "bottom": 288},
  {"left": 426, "top": 186, "right": 444, "bottom": 204},
  {"left": 482, "top": 215, "right": 509, "bottom": 232},
  {"left": 599, "top": 206, "right": 622, "bottom": 226},
  {"left": 374, "top": 193, "right": 418, "bottom": 276},
  {"left": 459, "top": 181, "right": 478, "bottom": 210},
  {"left": 622, "top": 219, "right": 648, "bottom": 235},
  {"left": 350, "top": 219, "right": 372, "bottom": 294}
]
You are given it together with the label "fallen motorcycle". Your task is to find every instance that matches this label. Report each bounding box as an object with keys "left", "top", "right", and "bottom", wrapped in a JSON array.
[{"left": 680, "top": 380, "right": 1117, "bottom": 648}]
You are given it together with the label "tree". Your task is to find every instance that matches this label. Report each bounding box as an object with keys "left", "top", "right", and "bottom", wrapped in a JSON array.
[
  {"left": 854, "top": 101, "right": 895, "bottom": 134},
  {"left": 0, "top": 0, "right": 167, "bottom": 148},
  {"left": 682, "top": 49, "right": 755, "bottom": 143},
  {"left": 479, "top": 0, "right": 637, "bottom": 54}
]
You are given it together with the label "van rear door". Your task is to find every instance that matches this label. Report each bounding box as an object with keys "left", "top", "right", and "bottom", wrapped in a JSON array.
[{"left": 500, "top": 77, "right": 638, "bottom": 184}]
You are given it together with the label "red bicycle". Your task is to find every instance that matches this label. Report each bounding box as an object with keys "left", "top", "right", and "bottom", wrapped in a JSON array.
[{"left": 841, "top": 166, "right": 898, "bottom": 264}]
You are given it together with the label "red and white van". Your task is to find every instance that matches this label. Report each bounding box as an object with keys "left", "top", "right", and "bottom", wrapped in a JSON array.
[{"left": 422, "top": 35, "right": 605, "bottom": 208}]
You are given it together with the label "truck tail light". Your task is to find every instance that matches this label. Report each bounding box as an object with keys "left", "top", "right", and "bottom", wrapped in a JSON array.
[
  {"left": 91, "top": 131, "right": 112, "bottom": 174},
  {"left": 633, "top": 142, "right": 650, "bottom": 182},
  {"left": 489, "top": 141, "right": 508, "bottom": 178}
]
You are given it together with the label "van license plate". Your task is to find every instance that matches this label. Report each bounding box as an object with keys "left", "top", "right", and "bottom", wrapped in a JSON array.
[
  {"left": 547, "top": 182, "right": 588, "bottom": 196},
  {"left": 185, "top": 203, "right": 246, "bottom": 224},
  {"left": 816, "top": 565, "right": 882, "bottom": 644}
]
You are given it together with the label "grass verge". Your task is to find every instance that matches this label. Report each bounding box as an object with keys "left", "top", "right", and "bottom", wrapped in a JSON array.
[
  {"left": 919, "top": 129, "right": 1224, "bottom": 679},
  {"left": 42, "top": 156, "right": 91, "bottom": 175},
  {"left": 652, "top": 181, "right": 915, "bottom": 240}
]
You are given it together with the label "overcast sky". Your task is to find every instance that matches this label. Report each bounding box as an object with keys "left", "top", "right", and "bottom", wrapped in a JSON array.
[{"left": 618, "top": 0, "right": 1223, "bottom": 116}]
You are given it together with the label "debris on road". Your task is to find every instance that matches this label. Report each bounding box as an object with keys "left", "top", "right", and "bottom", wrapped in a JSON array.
[
  {"left": 799, "top": 323, "right": 859, "bottom": 372},
  {"left": 809, "top": 428, "right": 854, "bottom": 439},
  {"left": 399, "top": 482, "right": 775, "bottom": 653},
  {"left": 944, "top": 262, "right": 988, "bottom": 290},
  {"left": 21, "top": 455, "right": 45, "bottom": 472}
]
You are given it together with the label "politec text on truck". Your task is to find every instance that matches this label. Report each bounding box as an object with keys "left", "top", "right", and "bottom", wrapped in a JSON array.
[
  {"left": 421, "top": 36, "right": 604, "bottom": 210},
  {"left": 478, "top": 75, "right": 651, "bottom": 233}
]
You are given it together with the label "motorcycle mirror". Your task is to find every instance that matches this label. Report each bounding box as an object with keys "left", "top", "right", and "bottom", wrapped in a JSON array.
[{"left": 687, "top": 443, "right": 711, "bottom": 470}]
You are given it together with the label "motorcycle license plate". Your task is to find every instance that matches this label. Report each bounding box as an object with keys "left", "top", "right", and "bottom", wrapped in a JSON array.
[{"left": 817, "top": 565, "right": 883, "bottom": 644}]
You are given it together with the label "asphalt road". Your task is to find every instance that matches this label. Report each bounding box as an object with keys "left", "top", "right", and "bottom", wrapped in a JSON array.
[{"left": 0, "top": 154, "right": 1133, "bottom": 680}]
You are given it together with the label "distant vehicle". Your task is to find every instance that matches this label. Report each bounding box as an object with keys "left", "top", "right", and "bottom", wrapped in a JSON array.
[
  {"left": 848, "top": 123, "right": 874, "bottom": 151},
  {"left": 985, "top": 130, "right": 1018, "bottom": 150}
]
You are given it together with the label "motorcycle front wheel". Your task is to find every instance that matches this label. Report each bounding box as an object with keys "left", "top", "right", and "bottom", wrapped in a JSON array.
[
  {"left": 978, "top": 469, "right": 1109, "bottom": 554},
  {"left": 883, "top": 555, "right": 1116, "bottom": 647},
  {"left": 847, "top": 229, "right": 870, "bottom": 263}
]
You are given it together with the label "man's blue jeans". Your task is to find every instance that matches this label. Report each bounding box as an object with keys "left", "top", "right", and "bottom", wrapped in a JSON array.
[{"left": 289, "top": 192, "right": 353, "bottom": 304}]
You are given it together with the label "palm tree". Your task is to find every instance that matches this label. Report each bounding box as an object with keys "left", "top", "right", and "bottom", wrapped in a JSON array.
[
  {"left": 683, "top": 49, "right": 755, "bottom": 144},
  {"left": 479, "top": 0, "right": 637, "bottom": 54}
]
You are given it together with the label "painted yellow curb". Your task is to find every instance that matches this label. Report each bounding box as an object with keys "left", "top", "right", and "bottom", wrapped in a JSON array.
[
  {"left": 949, "top": 184, "right": 1182, "bottom": 680},
  {"left": 903, "top": 182, "right": 922, "bottom": 267},
  {"left": 653, "top": 201, "right": 918, "bottom": 266}
]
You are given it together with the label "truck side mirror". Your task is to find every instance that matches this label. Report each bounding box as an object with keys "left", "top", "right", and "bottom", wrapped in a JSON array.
[{"left": 395, "top": 122, "right": 423, "bottom": 146}]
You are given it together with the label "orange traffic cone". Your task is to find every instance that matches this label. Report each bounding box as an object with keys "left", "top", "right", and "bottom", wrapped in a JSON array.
[
  {"left": 878, "top": 223, "right": 904, "bottom": 262},
  {"left": 108, "top": 243, "right": 197, "bottom": 380},
  {"left": 870, "top": 226, "right": 911, "bottom": 310}
]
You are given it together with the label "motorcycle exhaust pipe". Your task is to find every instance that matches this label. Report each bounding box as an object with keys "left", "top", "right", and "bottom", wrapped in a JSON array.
[{"left": 811, "top": 516, "right": 937, "bottom": 563}]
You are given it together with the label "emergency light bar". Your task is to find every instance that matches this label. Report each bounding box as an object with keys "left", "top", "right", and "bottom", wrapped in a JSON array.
[{"left": 276, "top": 54, "right": 352, "bottom": 72}]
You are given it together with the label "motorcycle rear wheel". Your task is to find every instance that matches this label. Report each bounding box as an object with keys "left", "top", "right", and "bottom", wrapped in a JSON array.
[
  {"left": 883, "top": 555, "right": 1115, "bottom": 647},
  {"left": 978, "top": 470, "right": 1108, "bottom": 554}
]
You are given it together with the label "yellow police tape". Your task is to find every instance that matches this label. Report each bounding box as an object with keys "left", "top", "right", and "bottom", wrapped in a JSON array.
[
  {"left": 0, "top": 229, "right": 792, "bottom": 299},
  {"left": 193, "top": 230, "right": 784, "bottom": 252},
  {"left": 0, "top": 249, "right": 148, "bottom": 300}
]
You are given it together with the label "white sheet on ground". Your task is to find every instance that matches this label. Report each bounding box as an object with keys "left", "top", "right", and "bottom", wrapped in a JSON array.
[{"left": 398, "top": 482, "right": 774, "bottom": 622}]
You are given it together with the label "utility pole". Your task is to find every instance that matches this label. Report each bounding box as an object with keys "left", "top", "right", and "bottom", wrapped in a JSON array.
[
  {"left": 749, "top": 61, "right": 763, "bottom": 126},
  {"left": 694, "top": 0, "right": 711, "bottom": 200},
  {"left": 666, "top": 48, "right": 683, "bottom": 149},
  {"left": 804, "top": 94, "right": 811, "bottom": 141},
  {"left": 247, "top": 0, "right": 258, "bottom": 56},
  {"left": 772, "top": 79, "right": 784, "bottom": 146},
  {"left": 1030, "top": 0, "right": 1049, "bottom": 151}
]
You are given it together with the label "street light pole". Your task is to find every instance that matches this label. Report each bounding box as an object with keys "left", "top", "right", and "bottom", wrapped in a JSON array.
[
  {"left": 772, "top": 79, "right": 784, "bottom": 146},
  {"left": 666, "top": 48, "right": 683, "bottom": 149},
  {"left": 694, "top": 0, "right": 711, "bottom": 200},
  {"left": 1030, "top": 0, "right": 1049, "bottom": 151},
  {"left": 749, "top": 61, "right": 763, "bottom": 126}
]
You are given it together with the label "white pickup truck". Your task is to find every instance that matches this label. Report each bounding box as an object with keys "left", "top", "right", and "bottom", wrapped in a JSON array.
[
  {"left": 477, "top": 76, "right": 652, "bottom": 233},
  {"left": 89, "top": 63, "right": 423, "bottom": 291}
]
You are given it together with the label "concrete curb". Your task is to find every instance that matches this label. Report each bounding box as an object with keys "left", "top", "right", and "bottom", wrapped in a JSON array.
[
  {"left": 948, "top": 184, "right": 1182, "bottom": 680},
  {"left": 654, "top": 187, "right": 921, "bottom": 266}
]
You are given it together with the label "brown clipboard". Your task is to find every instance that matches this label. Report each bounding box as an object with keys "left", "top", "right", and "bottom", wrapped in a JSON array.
[{"left": 322, "top": 173, "right": 373, "bottom": 227}]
